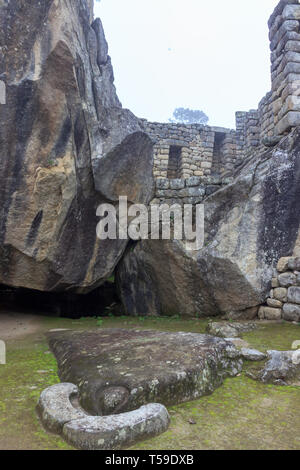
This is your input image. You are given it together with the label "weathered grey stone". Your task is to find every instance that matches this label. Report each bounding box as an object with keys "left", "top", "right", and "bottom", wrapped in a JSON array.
[
  {"left": 277, "top": 257, "right": 293, "bottom": 272},
  {"left": 257, "top": 350, "right": 300, "bottom": 385},
  {"left": 267, "top": 298, "right": 283, "bottom": 308},
  {"left": 283, "top": 303, "right": 300, "bottom": 321},
  {"left": 224, "top": 306, "right": 259, "bottom": 321},
  {"left": 63, "top": 404, "right": 170, "bottom": 450},
  {"left": 206, "top": 322, "right": 257, "bottom": 338},
  {"left": 225, "top": 338, "right": 250, "bottom": 349},
  {"left": 36, "top": 383, "right": 86, "bottom": 434},
  {"left": 278, "top": 272, "right": 297, "bottom": 287},
  {"left": 240, "top": 348, "right": 267, "bottom": 362},
  {"left": 275, "top": 111, "right": 300, "bottom": 134},
  {"left": 186, "top": 176, "right": 201, "bottom": 187},
  {"left": 0, "top": 0, "right": 154, "bottom": 293},
  {"left": 262, "top": 135, "right": 282, "bottom": 147},
  {"left": 117, "top": 130, "right": 300, "bottom": 317},
  {"left": 273, "top": 287, "right": 288, "bottom": 302},
  {"left": 288, "top": 257, "right": 300, "bottom": 270},
  {"left": 272, "top": 277, "right": 280, "bottom": 288},
  {"left": 47, "top": 329, "right": 243, "bottom": 416},
  {"left": 169, "top": 179, "right": 185, "bottom": 190},
  {"left": 37, "top": 382, "right": 170, "bottom": 450},
  {"left": 178, "top": 186, "right": 205, "bottom": 198},
  {"left": 205, "top": 185, "right": 221, "bottom": 196},
  {"left": 288, "top": 286, "right": 300, "bottom": 304},
  {"left": 258, "top": 306, "right": 282, "bottom": 320},
  {"left": 156, "top": 179, "right": 170, "bottom": 190}
]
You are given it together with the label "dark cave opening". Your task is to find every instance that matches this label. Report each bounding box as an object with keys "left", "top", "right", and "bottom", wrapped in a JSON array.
[{"left": 0, "top": 279, "right": 123, "bottom": 319}]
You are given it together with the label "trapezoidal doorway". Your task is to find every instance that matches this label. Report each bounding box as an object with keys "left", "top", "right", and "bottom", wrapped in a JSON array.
[{"left": 167, "top": 145, "right": 182, "bottom": 179}]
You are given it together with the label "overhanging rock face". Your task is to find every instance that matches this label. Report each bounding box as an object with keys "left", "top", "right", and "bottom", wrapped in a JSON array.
[
  {"left": 117, "top": 130, "right": 300, "bottom": 317},
  {"left": 0, "top": 0, "right": 154, "bottom": 293}
]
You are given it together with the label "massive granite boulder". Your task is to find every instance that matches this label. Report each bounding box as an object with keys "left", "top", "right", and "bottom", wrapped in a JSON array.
[
  {"left": 117, "top": 130, "right": 300, "bottom": 317},
  {"left": 0, "top": 0, "right": 154, "bottom": 293}
]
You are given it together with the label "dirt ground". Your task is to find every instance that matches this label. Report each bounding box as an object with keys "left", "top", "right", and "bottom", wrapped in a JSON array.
[
  {"left": 0, "top": 311, "right": 42, "bottom": 341},
  {"left": 0, "top": 309, "right": 300, "bottom": 450}
]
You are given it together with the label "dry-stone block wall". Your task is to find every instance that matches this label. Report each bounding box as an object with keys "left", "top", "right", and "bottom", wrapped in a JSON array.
[
  {"left": 141, "top": 2, "right": 300, "bottom": 185},
  {"left": 259, "top": 257, "right": 300, "bottom": 322},
  {"left": 139, "top": 120, "right": 237, "bottom": 181},
  {"left": 152, "top": 175, "right": 234, "bottom": 207},
  {"left": 237, "top": 0, "right": 300, "bottom": 154}
]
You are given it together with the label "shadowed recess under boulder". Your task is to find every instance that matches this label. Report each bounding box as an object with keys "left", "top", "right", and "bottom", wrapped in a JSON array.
[{"left": 47, "top": 328, "right": 243, "bottom": 416}]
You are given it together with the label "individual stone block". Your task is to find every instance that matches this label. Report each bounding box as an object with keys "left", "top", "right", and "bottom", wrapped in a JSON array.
[
  {"left": 178, "top": 186, "right": 205, "bottom": 198},
  {"left": 288, "top": 286, "right": 300, "bottom": 304},
  {"left": 258, "top": 306, "right": 282, "bottom": 320},
  {"left": 278, "top": 272, "right": 297, "bottom": 287},
  {"left": 156, "top": 179, "right": 169, "bottom": 190},
  {"left": 169, "top": 179, "right": 185, "bottom": 190},
  {"left": 277, "top": 257, "right": 293, "bottom": 272},
  {"left": 186, "top": 186, "right": 206, "bottom": 198},
  {"left": 271, "top": 277, "right": 280, "bottom": 288},
  {"left": 257, "top": 349, "right": 300, "bottom": 385},
  {"left": 186, "top": 176, "right": 201, "bottom": 187},
  {"left": 240, "top": 348, "right": 267, "bottom": 362},
  {"left": 275, "top": 111, "right": 300, "bottom": 135},
  {"left": 207, "top": 322, "right": 257, "bottom": 338},
  {"left": 156, "top": 190, "right": 168, "bottom": 198},
  {"left": 273, "top": 287, "right": 288, "bottom": 302},
  {"left": 283, "top": 303, "right": 300, "bottom": 322},
  {"left": 267, "top": 298, "right": 283, "bottom": 308},
  {"left": 288, "top": 257, "right": 300, "bottom": 271},
  {"left": 282, "top": 4, "right": 300, "bottom": 22},
  {"left": 201, "top": 161, "right": 212, "bottom": 169}
]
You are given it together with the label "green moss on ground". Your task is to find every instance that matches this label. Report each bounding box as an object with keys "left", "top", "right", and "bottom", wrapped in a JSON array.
[
  {"left": 1, "top": 315, "right": 300, "bottom": 450},
  {"left": 132, "top": 374, "right": 300, "bottom": 450}
]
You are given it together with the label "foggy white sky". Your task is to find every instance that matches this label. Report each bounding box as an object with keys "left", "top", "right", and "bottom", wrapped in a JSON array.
[{"left": 95, "top": 0, "right": 279, "bottom": 129}]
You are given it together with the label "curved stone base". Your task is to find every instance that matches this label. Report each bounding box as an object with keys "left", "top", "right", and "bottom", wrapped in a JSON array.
[{"left": 37, "top": 383, "right": 170, "bottom": 450}]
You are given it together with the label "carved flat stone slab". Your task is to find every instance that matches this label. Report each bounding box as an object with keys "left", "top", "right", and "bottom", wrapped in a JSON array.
[{"left": 47, "top": 328, "right": 243, "bottom": 416}]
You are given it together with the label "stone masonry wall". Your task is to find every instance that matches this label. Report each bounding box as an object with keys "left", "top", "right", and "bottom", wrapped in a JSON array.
[
  {"left": 139, "top": 120, "right": 237, "bottom": 180},
  {"left": 137, "top": 1, "right": 300, "bottom": 194},
  {"left": 141, "top": 2, "right": 300, "bottom": 181},
  {"left": 259, "top": 257, "right": 300, "bottom": 322},
  {"left": 151, "top": 175, "right": 234, "bottom": 207},
  {"left": 237, "top": 0, "right": 300, "bottom": 154}
]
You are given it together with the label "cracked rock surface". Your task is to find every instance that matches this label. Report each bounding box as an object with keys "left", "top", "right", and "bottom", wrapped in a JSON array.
[
  {"left": 0, "top": 0, "right": 154, "bottom": 293},
  {"left": 255, "top": 350, "right": 300, "bottom": 385}
]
